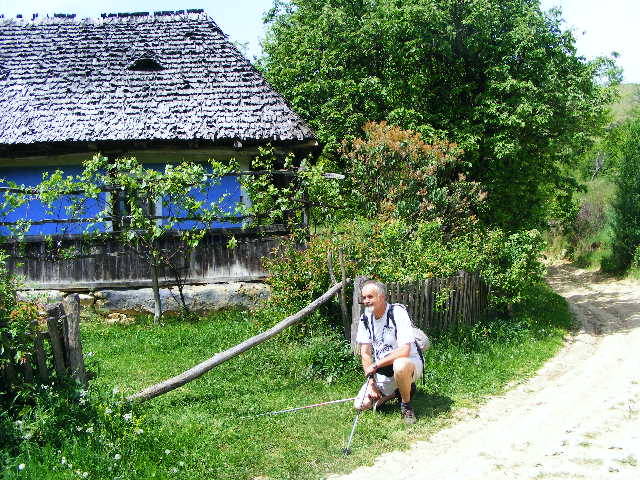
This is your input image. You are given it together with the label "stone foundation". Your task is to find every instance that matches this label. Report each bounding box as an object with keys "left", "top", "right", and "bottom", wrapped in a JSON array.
[{"left": 18, "top": 282, "right": 270, "bottom": 314}]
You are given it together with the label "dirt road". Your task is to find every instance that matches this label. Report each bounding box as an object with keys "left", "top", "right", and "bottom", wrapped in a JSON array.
[{"left": 331, "top": 264, "right": 640, "bottom": 480}]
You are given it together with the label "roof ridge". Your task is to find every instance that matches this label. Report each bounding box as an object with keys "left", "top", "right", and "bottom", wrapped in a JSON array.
[{"left": 0, "top": 9, "right": 209, "bottom": 25}]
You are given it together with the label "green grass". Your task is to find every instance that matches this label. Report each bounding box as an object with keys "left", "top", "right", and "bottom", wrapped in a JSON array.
[
  {"left": 2, "top": 286, "right": 571, "bottom": 480},
  {"left": 546, "top": 177, "right": 617, "bottom": 270}
]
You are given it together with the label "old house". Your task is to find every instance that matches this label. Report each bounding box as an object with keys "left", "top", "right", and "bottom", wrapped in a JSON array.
[{"left": 0, "top": 10, "right": 316, "bottom": 298}]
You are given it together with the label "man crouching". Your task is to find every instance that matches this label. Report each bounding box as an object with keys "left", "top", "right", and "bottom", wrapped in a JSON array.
[{"left": 354, "top": 280, "right": 423, "bottom": 424}]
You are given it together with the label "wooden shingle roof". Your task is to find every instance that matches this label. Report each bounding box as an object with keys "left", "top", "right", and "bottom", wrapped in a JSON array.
[{"left": 0, "top": 11, "right": 315, "bottom": 152}]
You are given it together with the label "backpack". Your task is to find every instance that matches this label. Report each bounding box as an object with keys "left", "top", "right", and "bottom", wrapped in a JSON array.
[{"left": 360, "top": 303, "right": 430, "bottom": 365}]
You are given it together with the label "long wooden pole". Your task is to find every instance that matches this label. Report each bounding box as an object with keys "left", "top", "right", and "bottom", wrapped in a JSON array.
[{"left": 128, "top": 280, "right": 349, "bottom": 403}]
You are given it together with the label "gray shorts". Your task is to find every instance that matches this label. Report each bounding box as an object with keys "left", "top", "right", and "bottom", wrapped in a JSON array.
[{"left": 354, "top": 357, "right": 423, "bottom": 409}]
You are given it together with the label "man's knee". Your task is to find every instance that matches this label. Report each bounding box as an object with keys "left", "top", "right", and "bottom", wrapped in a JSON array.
[{"left": 393, "top": 358, "right": 414, "bottom": 379}]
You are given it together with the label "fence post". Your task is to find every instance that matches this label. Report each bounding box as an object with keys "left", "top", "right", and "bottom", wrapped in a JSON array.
[
  {"left": 46, "top": 304, "right": 67, "bottom": 378},
  {"left": 62, "top": 294, "right": 87, "bottom": 386},
  {"left": 350, "top": 276, "right": 366, "bottom": 352},
  {"left": 0, "top": 329, "right": 17, "bottom": 386},
  {"left": 22, "top": 358, "right": 34, "bottom": 383},
  {"left": 34, "top": 332, "right": 49, "bottom": 383},
  {"left": 338, "top": 250, "right": 350, "bottom": 342}
]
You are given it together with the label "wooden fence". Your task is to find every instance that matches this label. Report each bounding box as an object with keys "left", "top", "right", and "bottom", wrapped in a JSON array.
[
  {"left": 1, "top": 294, "right": 86, "bottom": 392},
  {"left": 351, "top": 272, "right": 489, "bottom": 346}
]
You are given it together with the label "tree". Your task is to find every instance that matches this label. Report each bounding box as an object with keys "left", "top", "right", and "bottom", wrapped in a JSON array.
[
  {"left": 260, "top": 0, "right": 619, "bottom": 230},
  {"left": 1, "top": 156, "right": 237, "bottom": 323},
  {"left": 607, "top": 117, "right": 640, "bottom": 271}
]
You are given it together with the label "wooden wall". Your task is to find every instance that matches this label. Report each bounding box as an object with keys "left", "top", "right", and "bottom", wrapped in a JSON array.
[{"left": 2, "top": 228, "right": 284, "bottom": 291}]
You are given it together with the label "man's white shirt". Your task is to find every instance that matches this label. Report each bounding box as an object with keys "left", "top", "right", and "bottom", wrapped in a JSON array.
[{"left": 356, "top": 303, "right": 421, "bottom": 363}]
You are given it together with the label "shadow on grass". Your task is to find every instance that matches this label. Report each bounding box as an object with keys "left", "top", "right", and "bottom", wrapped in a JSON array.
[
  {"left": 414, "top": 392, "right": 454, "bottom": 418},
  {"left": 373, "top": 391, "right": 453, "bottom": 419}
]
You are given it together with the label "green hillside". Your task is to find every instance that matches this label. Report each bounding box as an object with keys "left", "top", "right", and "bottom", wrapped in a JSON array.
[{"left": 611, "top": 83, "right": 640, "bottom": 123}]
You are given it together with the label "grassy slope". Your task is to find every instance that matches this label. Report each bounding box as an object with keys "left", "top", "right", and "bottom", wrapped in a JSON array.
[
  {"left": 546, "top": 85, "right": 637, "bottom": 269},
  {"left": 611, "top": 83, "right": 639, "bottom": 123},
  {"left": 4, "top": 287, "right": 571, "bottom": 480}
]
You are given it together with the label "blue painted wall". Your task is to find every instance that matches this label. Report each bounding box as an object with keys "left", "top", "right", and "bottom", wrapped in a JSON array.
[
  {"left": 0, "top": 164, "right": 244, "bottom": 236},
  {"left": 128, "top": 163, "right": 244, "bottom": 230},
  {"left": 0, "top": 166, "right": 107, "bottom": 236},
  {"left": 164, "top": 175, "right": 245, "bottom": 230}
]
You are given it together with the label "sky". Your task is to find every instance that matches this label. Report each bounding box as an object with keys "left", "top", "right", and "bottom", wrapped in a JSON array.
[{"left": 0, "top": 0, "right": 638, "bottom": 83}]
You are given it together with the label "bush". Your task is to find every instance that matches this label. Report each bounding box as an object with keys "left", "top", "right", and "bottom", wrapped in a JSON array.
[
  {"left": 241, "top": 123, "right": 487, "bottom": 236},
  {"left": 543, "top": 176, "right": 618, "bottom": 268},
  {"left": 0, "top": 252, "right": 47, "bottom": 408},
  {"left": 0, "top": 251, "right": 17, "bottom": 323},
  {"left": 341, "top": 122, "right": 486, "bottom": 236},
  {"left": 242, "top": 126, "right": 544, "bottom": 327},
  {"left": 262, "top": 218, "right": 546, "bottom": 325}
]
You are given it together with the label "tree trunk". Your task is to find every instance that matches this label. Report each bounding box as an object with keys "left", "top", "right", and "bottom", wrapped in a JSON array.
[{"left": 150, "top": 261, "right": 162, "bottom": 324}]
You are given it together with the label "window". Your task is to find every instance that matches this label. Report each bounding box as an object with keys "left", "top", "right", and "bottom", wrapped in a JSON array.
[{"left": 127, "top": 57, "right": 163, "bottom": 72}]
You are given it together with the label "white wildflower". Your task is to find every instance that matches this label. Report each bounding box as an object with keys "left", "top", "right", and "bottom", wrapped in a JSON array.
[
  {"left": 112, "top": 386, "right": 119, "bottom": 395},
  {"left": 18, "top": 464, "right": 25, "bottom": 470},
  {"left": 114, "top": 454, "right": 121, "bottom": 461},
  {"left": 105, "top": 407, "right": 112, "bottom": 415},
  {"left": 61, "top": 457, "right": 67, "bottom": 465},
  {"left": 134, "top": 428, "right": 144, "bottom": 435},
  {"left": 85, "top": 351, "right": 95, "bottom": 357},
  {"left": 123, "top": 413, "right": 132, "bottom": 421},
  {"left": 164, "top": 449, "right": 171, "bottom": 455},
  {"left": 82, "top": 472, "right": 89, "bottom": 478},
  {"left": 85, "top": 426, "right": 94, "bottom": 434},
  {"left": 170, "top": 467, "right": 178, "bottom": 474},
  {"left": 178, "top": 461, "right": 185, "bottom": 467}
]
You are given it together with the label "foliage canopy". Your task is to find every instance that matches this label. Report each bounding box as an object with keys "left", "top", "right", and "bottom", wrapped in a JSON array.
[{"left": 261, "top": 0, "right": 619, "bottom": 230}]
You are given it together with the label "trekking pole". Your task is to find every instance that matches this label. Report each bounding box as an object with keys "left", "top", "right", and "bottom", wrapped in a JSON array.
[
  {"left": 343, "top": 374, "right": 374, "bottom": 455},
  {"left": 238, "top": 396, "right": 356, "bottom": 419}
]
